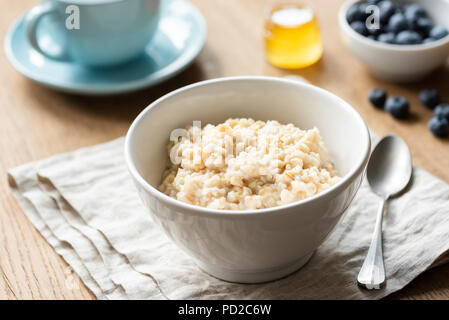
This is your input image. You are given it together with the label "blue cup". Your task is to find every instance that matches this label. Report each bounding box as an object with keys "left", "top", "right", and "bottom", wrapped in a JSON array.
[{"left": 24, "top": 0, "right": 161, "bottom": 67}]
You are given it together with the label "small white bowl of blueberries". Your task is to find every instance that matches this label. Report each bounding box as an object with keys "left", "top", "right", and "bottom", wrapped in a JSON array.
[{"left": 339, "top": 0, "right": 449, "bottom": 82}]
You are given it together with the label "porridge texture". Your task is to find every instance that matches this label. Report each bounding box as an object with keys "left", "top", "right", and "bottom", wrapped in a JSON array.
[{"left": 159, "top": 118, "right": 340, "bottom": 210}]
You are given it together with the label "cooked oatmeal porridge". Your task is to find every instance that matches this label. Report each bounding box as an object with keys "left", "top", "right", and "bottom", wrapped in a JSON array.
[{"left": 159, "top": 118, "right": 340, "bottom": 210}]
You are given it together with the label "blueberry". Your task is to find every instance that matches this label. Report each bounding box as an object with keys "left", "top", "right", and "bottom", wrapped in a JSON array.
[
  {"left": 423, "top": 38, "right": 435, "bottom": 44},
  {"left": 367, "top": 25, "right": 383, "bottom": 36},
  {"left": 368, "top": 88, "right": 387, "bottom": 108},
  {"left": 388, "top": 13, "right": 408, "bottom": 33},
  {"left": 434, "top": 103, "right": 449, "bottom": 121},
  {"left": 404, "top": 4, "right": 427, "bottom": 21},
  {"left": 415, "top": 18, "right": 434, "bottom": 35},
  {"left": 378, "top": 32, "right": 396, "bottom": 43},
  {"left": 368, "top": 29, "right": 382, "bottom": 37},
  {"left": 350, "top": 21, "right": 368, "bottom": 36},
  {"left": 396, "top": 30, "right": 423, "bottom": 44},
  {"left": 430, "top": 25, "right": 449, "bottom": 40},
  {"left": 367, "top": 35, "right": 377, "bottom": 40},
  {"left": 346, "top": 4, "right": 365, "bottom": 24},
  {"left": 378, "top": 23, "right": 390, "bottom": 34},
  {"left": 394, "top": 6, "right": 404, "bottom": 14},
  {"left": 359, "top": 3, "right": 371, "bottom": 19},
  {"left": 405, "top": 17, "right": 418, "bottom": 31},
  {"left": 385, "top": 96, "right": 409, "bottom": 119},
  {"left": 428, "top": 117, "right": 449, "bottom": 138},
  {"left": 378, "top": 1, "right": 397, "bottom": 24},
  {"left": 419, "top": 89, "right": 440, "bottom": 109}
]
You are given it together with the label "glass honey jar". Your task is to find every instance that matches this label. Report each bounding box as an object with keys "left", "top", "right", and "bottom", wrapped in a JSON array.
[{"left": 264, "top": 1, "right": 323, "bottom": 69}]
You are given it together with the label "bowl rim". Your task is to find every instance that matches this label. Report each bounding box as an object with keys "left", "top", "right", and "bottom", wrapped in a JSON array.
[
  {"left": 339, "top": 0, "right": 449, "bottom": 52},
  {"left": 124, "top": 76, "right": 371, "bottom": 217}
]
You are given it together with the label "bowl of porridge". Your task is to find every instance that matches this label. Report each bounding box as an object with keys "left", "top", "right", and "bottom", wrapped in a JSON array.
[{"left": 125, "top": 76, "right": 371, "bottom": 283}]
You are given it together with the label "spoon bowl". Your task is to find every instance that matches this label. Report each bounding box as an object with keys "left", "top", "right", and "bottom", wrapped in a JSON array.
[{"left": 367, "top": 136, "right": 413, "bottom": 199}]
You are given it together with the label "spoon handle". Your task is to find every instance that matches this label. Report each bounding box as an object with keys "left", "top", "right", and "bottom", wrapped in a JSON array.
[{"left": 357, "top": 198, "right": 386, "bottom": 290}]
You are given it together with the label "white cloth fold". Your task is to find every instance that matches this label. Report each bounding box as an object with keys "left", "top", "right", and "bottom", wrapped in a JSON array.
[{"left": 8, "top": 136, "right": 449, "bottom": 299}]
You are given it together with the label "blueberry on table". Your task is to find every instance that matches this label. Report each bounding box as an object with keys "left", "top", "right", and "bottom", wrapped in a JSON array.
[
  {"left": 430, "top": 25, "right": 449, "bottom": 40},
  {"left": 428, "top": 117, "right": 449, "bottom": 138},
  {"left": 395, "top": 30, "right": 423, "bottom": 45},
  {"left": 368, "top": 88, "right": 387, "bottom": 108},
  {"left": 434, "top": 104, "right": 449, "bottom": 121},
  {"left": 388, "top": 13, "right": 408, "bottom": 33},
  {"left": 350, "top": 21, "right": 369, "bottom": 36},
  {"left": 419, "top": 89, "right": 440, "bottom": 109},
  {"left": 346, "top": 4, "right": 365, "bottom": 24},
  {"left": 378, "top": 32, "right": 396, "bottom": 44},
  {"left": 385, "top": 96, "right": 409, "bottom": 119}
]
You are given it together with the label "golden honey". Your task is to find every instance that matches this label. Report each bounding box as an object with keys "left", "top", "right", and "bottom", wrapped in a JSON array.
[{"left": 264, "top": 3, "right": 323, "bottom": 69}]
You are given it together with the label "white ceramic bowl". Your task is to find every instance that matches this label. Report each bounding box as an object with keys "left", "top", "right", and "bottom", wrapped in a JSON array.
[
  {"left": 125, "top": 76, "right": 371, "bottom": 283},
  {"left": 339, "top": 0, "right": 449, "bottom": 82}
]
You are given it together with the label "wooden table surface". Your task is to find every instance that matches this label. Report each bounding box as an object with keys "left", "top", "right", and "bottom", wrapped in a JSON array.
[{"left": 1, "top": 0, "right": 448, "bottom": 300}]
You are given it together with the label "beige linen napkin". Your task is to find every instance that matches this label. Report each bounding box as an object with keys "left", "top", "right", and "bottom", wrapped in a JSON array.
[{"left": 7, "top": 136, "right": 449, "bottom": 299}]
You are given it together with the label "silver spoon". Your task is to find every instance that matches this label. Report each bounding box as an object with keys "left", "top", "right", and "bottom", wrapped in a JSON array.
[{"left": 357, "top": 135, "right": 412, "bottom": 290}]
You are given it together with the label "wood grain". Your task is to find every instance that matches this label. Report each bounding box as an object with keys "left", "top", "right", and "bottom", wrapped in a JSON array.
[{"left": 0, "top": 0, "right": 448, "bottom": 300}]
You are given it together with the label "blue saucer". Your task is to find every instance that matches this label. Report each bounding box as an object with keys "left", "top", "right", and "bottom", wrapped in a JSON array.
[{"left": 4, "top": 0, "right": 206, "bottom": 95}]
